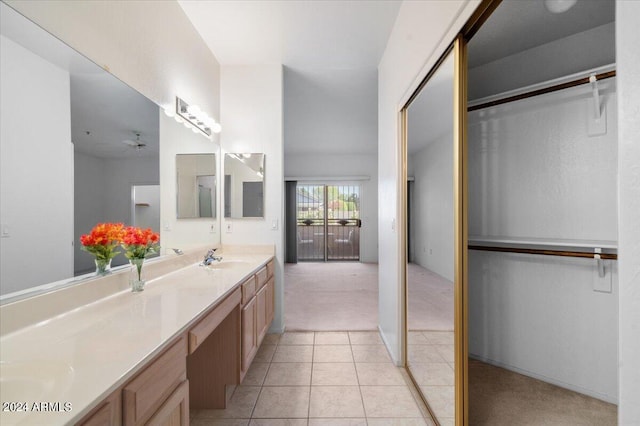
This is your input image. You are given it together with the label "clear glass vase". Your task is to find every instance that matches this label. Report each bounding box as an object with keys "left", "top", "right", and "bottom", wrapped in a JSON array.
[
  {"left": 129, "top": 258, "right": 146, "bottom": 292},
  {"left": 95, "top": 258, "right": 112, "bottom": 276}
]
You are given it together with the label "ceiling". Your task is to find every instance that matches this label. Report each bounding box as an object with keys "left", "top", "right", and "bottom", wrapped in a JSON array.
[
  {"left": 468, "top": 0, "right": 615, "bottom": 68},
  {"left": 179, "top": 0, "right": 401, "bottom": 155},
  {"left": 1, "top": 2, "right": 159, "bottom": 160},
  {"left": 178, "top": 0, "right": 401, "bottom": 68},
  {"left": 407, "top": 53, "right": 454, "bottom": 156}
]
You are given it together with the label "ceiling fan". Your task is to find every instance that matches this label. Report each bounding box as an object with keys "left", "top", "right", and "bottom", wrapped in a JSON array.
[{"left": 121, "top": 132, "right": 147, "bottom": 151}]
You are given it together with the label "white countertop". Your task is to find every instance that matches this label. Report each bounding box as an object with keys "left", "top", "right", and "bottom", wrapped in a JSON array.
[{"left": 0, "top": 250, "right": 273, "bottom": 425}]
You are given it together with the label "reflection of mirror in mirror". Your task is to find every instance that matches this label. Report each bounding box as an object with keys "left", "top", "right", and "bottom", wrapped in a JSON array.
[
  {"left": 0, "top": 3, "right": 160, "bottom": 300},
  {"left": 176, "top": 154, "right": 217, "bottom": 219},
  {"left": 224, "top": 153, "right": 265, "bottom": 219},
  {"left": 405, "top": 51, "right": 455, "bottom": 424}
]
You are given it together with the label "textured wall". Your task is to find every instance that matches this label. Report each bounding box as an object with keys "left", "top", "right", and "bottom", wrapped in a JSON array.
[{"left": 616, "top": 0, "right": 640, "bottom": 421}]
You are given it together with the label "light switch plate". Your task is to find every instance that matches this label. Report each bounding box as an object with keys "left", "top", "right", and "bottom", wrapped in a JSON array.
[
  {"left": 226, "top": 222, "right": 233, "bottom": 233},
  {"left": 271, "top": 219, "right": 278, "bottom": 230}
]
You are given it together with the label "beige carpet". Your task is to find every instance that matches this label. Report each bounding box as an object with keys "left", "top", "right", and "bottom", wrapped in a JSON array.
[
  {"left": 284, "top": 262, "right": 378, "bottom": 331},
  {"left": 469, "top": 359, "right": 617, "bottom": 425},
  {"left": 408, "top": 262, "right": 454, "bottom": 331}
]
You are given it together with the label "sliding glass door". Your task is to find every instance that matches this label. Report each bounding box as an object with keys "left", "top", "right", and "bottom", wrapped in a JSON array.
[{"left": 296, "top": 184, "right": 361, "bottom": 261}]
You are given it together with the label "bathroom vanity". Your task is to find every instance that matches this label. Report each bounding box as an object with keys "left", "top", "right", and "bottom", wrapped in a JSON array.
[{"left": 0, "top": 247, "right": 275, "bottom": 425}]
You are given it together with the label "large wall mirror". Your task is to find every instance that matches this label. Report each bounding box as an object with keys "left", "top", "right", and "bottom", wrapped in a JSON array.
[
  {"left": 403, "top": 48, "right": 457, "bottom": 425},
  {"left": 0, "top": 3, "right": 162, "bottom": 300},
  {"left": 176, "top": 154, "right": 216, "bottom": 219},
  {"left": 224, "top": 153, "right": 265, "bottom": 218}
]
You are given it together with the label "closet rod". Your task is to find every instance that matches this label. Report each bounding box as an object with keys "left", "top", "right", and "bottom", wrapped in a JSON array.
[
  {"left": 468, "top": 245, "right": 618, "bottom": 260},
  {"left": 468, "top": 70, "right": 616, "bottom": 112}
]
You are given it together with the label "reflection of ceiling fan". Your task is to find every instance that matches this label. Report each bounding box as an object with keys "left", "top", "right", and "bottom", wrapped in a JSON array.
[{"left": 121, "top": 132, "right": 147, "bottom": 151}]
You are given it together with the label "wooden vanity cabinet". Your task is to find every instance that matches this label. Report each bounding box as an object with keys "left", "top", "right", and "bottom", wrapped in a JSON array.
[
  {"left": 78, "top": 257, "right": 275, "bottom": 424},
  {"left": 123, "top": 337, "right": 188, "bottom": 426},
  {"left": 240, "top": 259, "right": 275, "bottom": 381},
  {"left": 77, "top": 389, "right": 122, "bottom": 426}
]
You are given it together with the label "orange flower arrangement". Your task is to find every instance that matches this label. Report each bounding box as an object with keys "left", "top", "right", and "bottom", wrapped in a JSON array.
[
  {"left": 121, "top": 226, "right": 160, "bottom": 260},
  {"left": 80, "top": 222, "right": 125, "bottom": 265},
  {"left": 121, "top": 227, "right": 160, "bottom": 287}
]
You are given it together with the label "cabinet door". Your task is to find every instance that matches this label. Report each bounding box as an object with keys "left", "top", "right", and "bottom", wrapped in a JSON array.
[
  {"left": 241, "top": 297, "right": 257, "bottom": 372},
  {"left": 77, "top": 389, "right": 121, "bottom": 426},
  {"left": 266, "top": 276, "right": 275, "bottom": 325},
  {"left": 146, "top": 380, "right": 189, "bottom": 426},
  {"left": 256, "top": 285, "right": 268, "bottom": 346}
]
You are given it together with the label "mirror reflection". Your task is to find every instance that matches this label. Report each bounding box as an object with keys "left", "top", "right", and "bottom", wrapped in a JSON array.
[
  {"left": 405, "top": 51, "right": 455, "bottom": 423},
  {"left": 176, "top": 154, "right": 217, "bottom": 219},
  {"left": 0, "top": 3, "right": 159, "bottom": 298},
  {"left": 224, "top": 153, "right": 265, "bottom": 219}
]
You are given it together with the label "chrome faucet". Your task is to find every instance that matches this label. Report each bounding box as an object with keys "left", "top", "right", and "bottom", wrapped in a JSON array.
[
  {"left": 169, "top": 248, "right": 184, "bottom": 255},
  {"left": 202, "top": 248, "right": 222, "bottom": 265}
]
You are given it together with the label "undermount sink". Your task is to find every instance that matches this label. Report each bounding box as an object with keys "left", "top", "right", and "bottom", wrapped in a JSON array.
[{"left": 0, "top": 360, "right": 74, "bottom": 402}]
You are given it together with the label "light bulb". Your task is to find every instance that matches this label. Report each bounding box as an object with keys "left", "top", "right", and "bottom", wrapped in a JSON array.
[
  {"left": 164, "top": 107, "right": 175, "bottom": 117},
  {"left": 544, "top": 0, "right": 578, "bottom": 14},
  {"left": 187, "top": 105, "right": 201, "bottom": 116},
  {"left": 175, "top": 116, "right": 184, "bottom": 124},
  {"left": 211, "top": 123, "right": 222, "bottom": 134}
]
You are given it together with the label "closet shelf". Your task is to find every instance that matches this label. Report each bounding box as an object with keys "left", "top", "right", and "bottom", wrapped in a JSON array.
[{"left": 468, "top": 236, "right": 617, "bottom": 259}]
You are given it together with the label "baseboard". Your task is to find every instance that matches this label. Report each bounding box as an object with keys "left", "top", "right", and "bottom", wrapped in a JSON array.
[
  {"left": 378, "top": 325, "right": 402, "bottom": 367},
  {"left": 469, "top": 353, "right": 618, "bottom": 404}
]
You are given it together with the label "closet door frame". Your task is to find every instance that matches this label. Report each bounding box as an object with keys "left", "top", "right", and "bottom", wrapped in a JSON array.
[{"left": 399, "top": 1, "right": 502, "bottom": 425}]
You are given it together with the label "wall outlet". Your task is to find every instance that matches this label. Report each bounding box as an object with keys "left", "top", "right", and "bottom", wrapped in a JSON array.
[
  {"left": 209, "top": 223, "right": 216, "bottom": 233},
  {"left": 225, "top": 222, "right": 233, "bottom": 233},
  {"left": 163, "top": 222, "right": 171, "bottom": 231},
  {"left": 1, "top": 224, "right": 9, "bottom": 238}
]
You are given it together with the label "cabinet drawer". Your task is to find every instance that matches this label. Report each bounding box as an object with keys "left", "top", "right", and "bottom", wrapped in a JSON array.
[
  {"left": 189, "top": 288, "right": 242, "bottom": 353},
  {"left": 266, "top": 259, "right": 275, "bottom": 279},
  {"left": 241, "top": 275, "right": 256, "bottom": 305},
  {"left": 123, "top": 336, "right": 187, "bottom": 425},
  {"left": 77, "top": 389, "right": 121, "bottom": 426},
  {"left": 256, "top": 266, "right": 268, "bottom": 289}
]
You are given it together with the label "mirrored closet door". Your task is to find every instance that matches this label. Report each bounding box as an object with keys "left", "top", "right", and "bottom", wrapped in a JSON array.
[{"left": 403, "top": 45, "right": 461, "bottom": 425}]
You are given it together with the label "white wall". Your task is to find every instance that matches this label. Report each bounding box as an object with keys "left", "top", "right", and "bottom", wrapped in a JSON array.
[
  {"left": 74, "top": 153, "right": 159, "bottom": 273},
  {"left": 408, "top": 132, "right": 454, "bottom": 281},
  {"left": 160, "top": 113, "right": 220, "bottom": 251},
  {"left": 285, "top": 153, "right": 379, "bottom": 263},
  {"left": 0, "top": 34, "right": 73, "bottom": 295},
  {"left": 220, "top": 65, "right": 285, "bottom": 333},
  {"left": 616, "top": 0, "right": 640, "bottom": 422},
  {"left": 133, "top": 185, "right": 160, "bottom": 232},
  {"left": 467, "top": 79, "right": 619, "bottom": 403},
  {"left": 377, "top": 0, "right": 481, "bottom": 363},
  {"left": 7, "top": 0, "right": 223, "bottom": 257},
  {"left": 74, "top": 151, "right": 106, "bottom": 274},
  {"left": 469, "top": 22, "right": 616, "bottom": 100}
]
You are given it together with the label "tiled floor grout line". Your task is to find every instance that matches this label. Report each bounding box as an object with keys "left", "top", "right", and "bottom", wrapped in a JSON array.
[
  {"left": 307, "top": 332, "right": 315, "bottom": 422},
  {"left": 352, "top": 342, "right": 370, "bottom": 425}
]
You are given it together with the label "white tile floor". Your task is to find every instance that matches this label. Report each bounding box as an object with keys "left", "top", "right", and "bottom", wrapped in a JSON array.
[
  {"left": 191, "top": 332, "right": 435, "bottom": 426},
  {"left": 407, "top": 331, "right": 455, "bottom": 426}
]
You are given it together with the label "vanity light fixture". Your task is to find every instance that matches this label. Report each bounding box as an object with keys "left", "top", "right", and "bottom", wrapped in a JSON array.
[{"left": 170, "top": 96, "right": 222, "bottom": 138}]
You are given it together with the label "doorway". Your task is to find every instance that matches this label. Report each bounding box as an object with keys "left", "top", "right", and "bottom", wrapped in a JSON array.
[{"left": 296, "top": 183, "right": 361, "bottom": 261}]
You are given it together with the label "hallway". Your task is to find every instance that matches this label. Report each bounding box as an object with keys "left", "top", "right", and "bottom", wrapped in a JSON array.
[
  {"left": 190, "top": 332, "right": 433, "bottom": 425},
  {"left": 285, "top": 263, "right": 379, "bottom": 331}
]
